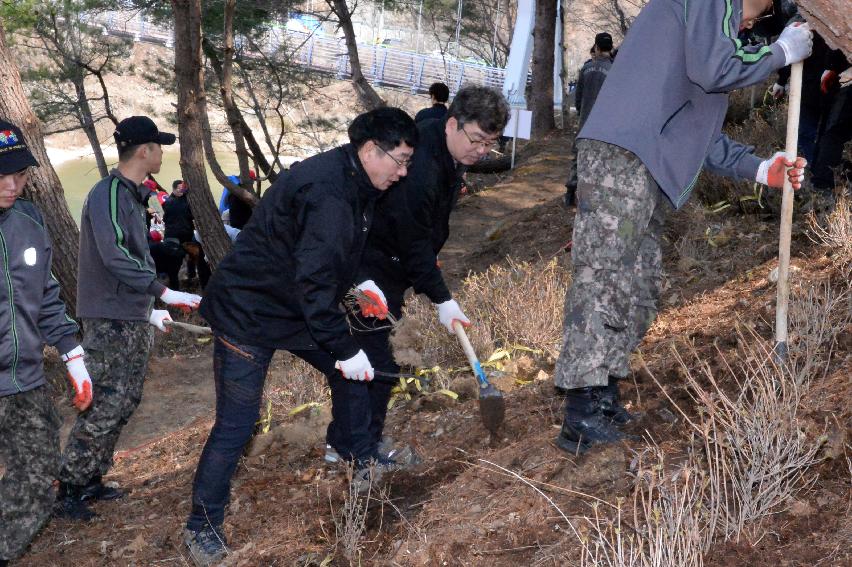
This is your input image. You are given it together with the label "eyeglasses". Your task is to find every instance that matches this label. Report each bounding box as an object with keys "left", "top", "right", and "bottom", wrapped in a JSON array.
[
  {"left": 378, "top": 146, "right": 412, "bottom": 169},
  {"left": 460, "top": 126, "right": 499, "bottom": 149}
]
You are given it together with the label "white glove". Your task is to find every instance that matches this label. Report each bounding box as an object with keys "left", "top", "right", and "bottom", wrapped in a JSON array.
[
  {"left": 355, "top": 280, "right": 389, "bottom": 319},
  {"left": 160, "top": 288, "right": 202, "bottom": 313},
  {"left": 775, "top": 22, "right": 813, "bottom": 66},
  {"left": 435, "top": 299, "right": 471, "bottom": 335},
  {"left": 770, "top": 82, "right": 787, "bottom": 100},
  {"left": 840, "top": 67, "right": 852, "bottom": 87},
  {"left": 334, "top": 349, "right": 374, "bottom": 381},
  {"left": 62, "top": 346, "right": 93, "bottom": 411},
  {"left": 148, "top": 309, "right": 173, "bottom": 332}
]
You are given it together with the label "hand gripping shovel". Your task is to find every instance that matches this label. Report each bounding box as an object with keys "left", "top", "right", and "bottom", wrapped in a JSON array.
[{"left": 453, "top": 321, "right": 505, "bottom": 434}]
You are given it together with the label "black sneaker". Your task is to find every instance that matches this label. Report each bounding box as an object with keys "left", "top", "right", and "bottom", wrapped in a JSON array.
[
  {"left": 556, "top": 412, "right": 629, "bottom": 455},
  {"left": 599, "top": 378, "right": 634, "bottom": 425},
  {"left": 54, "top": 483, "right": 97, "bottom": 521},
  {"left": 81, "top": 476, "right": 125, "bottom": 501},
  {"left": 352, "top": 456, "right": 402, "bottom": 494},
  {"left": 184, "top": 524, "right": 228, "bottom": 567},
  {"left": 377, "top": 437, "right": 422, "bottom": 466}
]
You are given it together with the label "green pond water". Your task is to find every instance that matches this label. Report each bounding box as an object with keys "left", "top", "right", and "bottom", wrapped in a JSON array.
[{"left": 54, "top": 148, "right": 247, "bottom": 224}]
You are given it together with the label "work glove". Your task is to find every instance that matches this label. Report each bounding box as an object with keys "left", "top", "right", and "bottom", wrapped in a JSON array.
[
  {"left": 160, "top": 288, "right": 202, "bottom": 313},
  {"left": 335, "top": 349, "right": 374, "bottom": 381},
  {"left": 756, "top": 152, "right": 807, "bottom": 190},
  {"left": 435, "top": 299, "right": 471, "bottom": 335},
  {"left": 775, "top": 22, "right": 813, "bottom": 66},
  {"left": 820, "top": 70, "right": 839, "bottom": 94},
  {"left": 770, "top": 82, "right": 788, "bottom": 100},
  {"left": 148, "top": 309, "right": 173, "bottom": 332},
  {"left": 354, "top": 280, "right": 388, "bottom": 319},
  {"left": 62, "top": 346, "right": 93, "bottom": 411}
]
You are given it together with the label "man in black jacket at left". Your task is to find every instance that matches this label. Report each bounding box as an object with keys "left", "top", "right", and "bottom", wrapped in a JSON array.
[{"left": 183, "top": 107, "right": 417, "bottom": 567}]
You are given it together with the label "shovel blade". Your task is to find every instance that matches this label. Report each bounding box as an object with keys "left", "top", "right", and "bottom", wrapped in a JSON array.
[{"left": 478, "top": 385, "right": 505, "bottom": 434}]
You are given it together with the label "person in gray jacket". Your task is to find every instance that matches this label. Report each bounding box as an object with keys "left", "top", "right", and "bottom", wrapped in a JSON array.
[
  {"left": 56, "top": 116, "right": 202, "bottom": 519},
  {"left": 0, "top": 120, "right": 92, "bottom": 566},
  {"left": 554, "top": 0, "right": 813, "bottom": 454}
]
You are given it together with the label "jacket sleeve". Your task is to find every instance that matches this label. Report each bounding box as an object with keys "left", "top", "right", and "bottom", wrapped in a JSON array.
[
  {"left": 703, "top": 132, "right": 763, "bottom": 181},
  {"left": 574, "top": 67, "right": 585, "bottom": 114},
  {"left": 684, "top": 0, "right": 786, "bottom": 93},
  {"left": 87, "top": 179, "right": 165, "bottom": 296},
  {"left": 32, "top": 213, "right": 80, "bottom": 356},
  {"left": 292, "top": 185, "right": 361, "bottom": 361},
  {"left": 396, "top": 179, "right": 453, "bottom": 304}
]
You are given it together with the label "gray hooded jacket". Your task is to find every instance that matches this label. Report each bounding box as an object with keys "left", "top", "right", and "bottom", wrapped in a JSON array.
[
  {"left": 579, "top": 0, "right": 787, "bottom": 208},
  {"left": 0, "top": 199, "right": 80, "bottom": 397},
  {"left": 77, "top": 169, "right": 166, "bottom": 320}
]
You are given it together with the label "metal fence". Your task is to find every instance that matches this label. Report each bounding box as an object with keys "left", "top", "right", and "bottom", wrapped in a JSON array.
[{"left": 94, "top": 11, "right": 506, "bottom": 95}]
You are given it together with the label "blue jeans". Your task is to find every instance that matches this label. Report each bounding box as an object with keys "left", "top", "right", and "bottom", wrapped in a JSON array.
[{"left": 186, "top": 332, "right": 393, "bottom": 530}]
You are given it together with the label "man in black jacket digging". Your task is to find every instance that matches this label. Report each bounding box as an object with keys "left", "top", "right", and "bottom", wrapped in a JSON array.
[
  {"left": 336, "top": 86, "right": 509, "bottom": 467},
  {"left": 183, "top": 107, "right": 417, "bottom": 566}
]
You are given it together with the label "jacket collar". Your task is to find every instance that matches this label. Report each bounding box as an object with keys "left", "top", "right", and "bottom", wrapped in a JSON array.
[
  {"left": 341, "top": 144, "right": 383, "bottom": 201},
  {"left": 428, "top": 119, "right": 465, "bottom": 181},
  {"left": 110, "top": 168, "right": 149, "bottom": 204}
]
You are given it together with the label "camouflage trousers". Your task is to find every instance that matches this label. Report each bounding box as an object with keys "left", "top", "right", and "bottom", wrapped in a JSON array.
[
  {"left": 59, "top": 318, "right": 154, "bottom": 486},
  {"left": 554, "top": 140, "right": 671, "bottom": 390},
  {"left": 0, "top": 385, "right": 60, "bottom": 560}
]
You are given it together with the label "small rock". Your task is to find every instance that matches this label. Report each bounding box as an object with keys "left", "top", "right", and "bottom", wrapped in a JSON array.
[
  {"left": 768, "top": 265, "right": 801, "bottom": 283},
  {"left": 788, "top": 499, "right": 814, "bottom": 517}
]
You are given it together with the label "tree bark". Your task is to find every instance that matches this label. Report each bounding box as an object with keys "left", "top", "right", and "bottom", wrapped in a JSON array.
[
  {"left": 0, "top": 21, "right": 80, "bottom": 313},
  {"left": 531, "top": 0, "right": 557, "bottom": 137},
  {"left": 328, "top": 0, "right": 385, "bottom": 110},
  {"left": 170, "top": 0, "right": 232, "bottom": 268}
]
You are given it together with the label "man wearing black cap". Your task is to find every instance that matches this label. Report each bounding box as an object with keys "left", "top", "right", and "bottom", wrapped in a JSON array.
[
  {"left": 55, "top": 116, "right": 203, "bottom": 519},
  {"left": 565, "top": 32, "right": 614, "bottom": 207},
  {"left": 0, "top": 120, "right": 93, "bottom": 566}
]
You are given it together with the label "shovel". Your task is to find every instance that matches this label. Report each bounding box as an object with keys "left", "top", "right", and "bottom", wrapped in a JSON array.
[
  {"left": 453, "top": 321, "right": 505, "bottom": 434},
  {"left": 774, "top": 61, "right": 803, "bottom": 362},
  {"left": 163, "top": 319, "right": 213, "bottom": 335}
]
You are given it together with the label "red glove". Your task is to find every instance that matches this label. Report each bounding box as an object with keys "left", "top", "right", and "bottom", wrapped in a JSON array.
[
  {"left": 820, "top": 70, "right": 839, "bottom": 94},
  {"left": 62, "top": 346, "right": 93, "bottom": 411},
  {"left": 355, "top": 280, "right": 388, "bottom": 319},
  {"left": 757, "top": 152, "right": 807, "bottom": 190}
]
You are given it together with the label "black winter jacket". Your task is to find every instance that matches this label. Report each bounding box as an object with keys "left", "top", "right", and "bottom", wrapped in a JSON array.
[
  {"left": 200, "top": 144, "right": 382, "bottom": 360},
  {"left": 358, "top": 118, "right": 464, "bottom": 308},
  {"left": 0, "top": 200, "right": 79, "bottom": 397}
]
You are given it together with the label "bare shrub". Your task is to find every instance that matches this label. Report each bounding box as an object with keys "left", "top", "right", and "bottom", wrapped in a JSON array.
[
  {"left": 332, "top": 463, "right": 373, "bottom": 566},
  {"left": 787, "top": 280, "right": 852, "bottom": 385},
  {"left": 577, "top": 446, "right": 707, "bottom": 567},
  {"left": 807, "top": 194, "right": 852, "bottom": 277},
  {"left": 670, "top": 332, "right": 824, "bottom": 541},
  {"left": 400, "top": 257, "right": 571, "bottom": 371}
]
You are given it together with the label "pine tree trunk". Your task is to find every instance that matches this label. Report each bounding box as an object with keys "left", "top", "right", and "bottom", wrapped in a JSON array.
[
  {"left": 330, "top": 0, "right": 386, "bottom": 110},
  {"left": 171, "top": 0, "right": 232, "bottom": 268},
  {"left": 0, "top": 21, "right": 80, "bottom": 313},
  {"left": 531, "top": 0, "right": 557, "bottom": 137}
]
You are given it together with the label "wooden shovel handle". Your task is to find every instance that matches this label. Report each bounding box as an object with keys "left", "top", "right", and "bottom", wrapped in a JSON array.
[{"left": 453, "top": 321, "right": 489, "bottom": 386}]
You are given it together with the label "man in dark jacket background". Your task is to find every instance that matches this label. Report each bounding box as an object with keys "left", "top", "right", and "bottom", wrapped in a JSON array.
[
  {"left": 0, "top": 120, "right": 92, "bottom": 566},
  {"left": 183, "top": 107, "right": 417, "bottom": 566},
  {"left": 344, "top": 86, "right": 509, "bottom": 466},
  {"left": 415, "top": 82, "right": 450, "bottom": 123}
]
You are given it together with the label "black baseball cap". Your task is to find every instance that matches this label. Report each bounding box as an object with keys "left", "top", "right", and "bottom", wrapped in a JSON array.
[
  {"left": 113, "top": 116, "right": 176, "bottom": 149},
  {"left": 595, "top": 32, "right": 614, "bottom": 51},
  {"left": 0, "top": 120, "right": 39, "bottom": 174}
]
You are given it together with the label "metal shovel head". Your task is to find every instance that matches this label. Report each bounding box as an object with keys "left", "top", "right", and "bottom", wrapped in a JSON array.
[{"left": 477, "top": 383, "right": 505, "bottom": 434}]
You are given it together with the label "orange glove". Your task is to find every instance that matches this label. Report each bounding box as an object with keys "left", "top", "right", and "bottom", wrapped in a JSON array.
[
  {"left": 62, "top": 346, "right": 92, "bottom": 411},
  {"left": 757, "top": 152, "right": 807, "bottom": 190},
  {"left": 355, "top": 280, "right": 388, "bottom": 319}
]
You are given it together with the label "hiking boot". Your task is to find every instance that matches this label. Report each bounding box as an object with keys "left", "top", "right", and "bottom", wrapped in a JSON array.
[
  {"left": 324, "top": 444, "right": 342, "bottom": 464},
  {"left": 377, "top": 436, "right": 422, "bottom": 466},
  {"left": 184, "top": 525, "right": 228, "bottom": 567},
  {"left": 80, "top": 475, "right": 125, "bottom": 501},
  {"left": 54, "top": 483, "right": 97, "bottom": 521},
  {"left": 555, "top": 386, "right": 632, "bottom": 455},
  {"left": 599, "top": 377, "right": 634, "bottom": 425},
  {"left": 352, "top": 456, "right": 403, "bottom": 495}
]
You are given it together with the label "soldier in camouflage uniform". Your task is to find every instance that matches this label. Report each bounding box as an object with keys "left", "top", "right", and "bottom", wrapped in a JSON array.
[
  {"left": 0, "top": 120, "right": 92, "bottom": 565},
  {"left": 56, "top": 116, "right": 202, "bottom": 520},
  {"left": 554, "top": 0, "right": 812, "bottom": 454}
]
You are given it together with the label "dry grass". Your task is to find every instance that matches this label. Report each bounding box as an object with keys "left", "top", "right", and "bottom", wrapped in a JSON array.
[
  {"left": 400, "top": 257, "right": 571, "bottom": 372},
  {"left": 807, "top": 194, "right": 852, "bottom": 278}
]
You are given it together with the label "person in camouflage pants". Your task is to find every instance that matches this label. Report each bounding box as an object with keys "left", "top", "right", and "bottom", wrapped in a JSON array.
[
  {"left": 0, "top": 387, "right": 61, "bottom": 561},
  {"left": 58, "top": 319, "right": 154, "bottom": 487}
]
